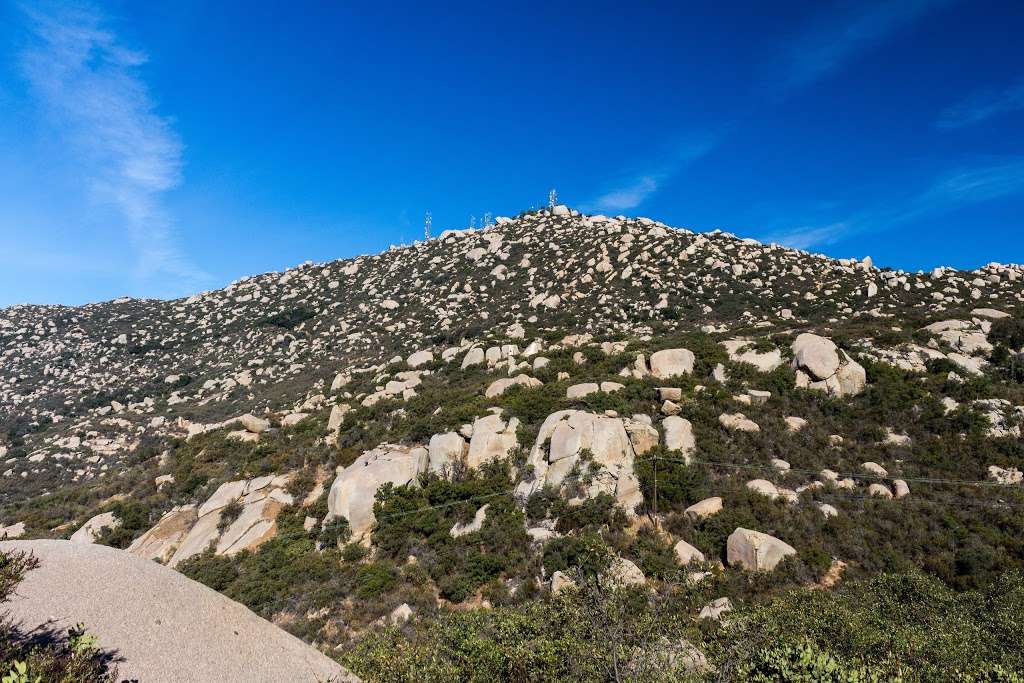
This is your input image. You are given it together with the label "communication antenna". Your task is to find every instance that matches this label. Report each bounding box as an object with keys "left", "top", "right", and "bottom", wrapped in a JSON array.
[
  {"left": 470, "top": 215, "right": 477, "bottom": 229},
  {"left": 548, "top": 188, "right": 557, "bottom": 208},
  {"left": 424, "top": 210, "right": 432, "bottom": 240},
  {"left": 483, "top": 212, "right": 492, "bottom": 227}
]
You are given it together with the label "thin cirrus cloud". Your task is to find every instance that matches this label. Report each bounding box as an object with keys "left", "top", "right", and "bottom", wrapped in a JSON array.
[
  {"left": 589, "top": 2, "right": 951, "bottom": 216},
  {"left": 762, "top": 159, "right": 1024, "bottom": 250},
  {"left": 935, "top": 76, "right": 1024, "bottom": 129},
  {"left": 769, "top": 0, "right": 955, "bottom": 96},
  {"left": 18, "top": 1, "right": 208, "bottom": 292},
  {"left": 587, "top": 134, "right": 719, "bottom": 213}
]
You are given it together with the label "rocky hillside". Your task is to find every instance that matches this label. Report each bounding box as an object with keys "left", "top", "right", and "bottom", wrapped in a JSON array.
[
  {"left": 2, "top": 206, "right": 1024, "bottom": 681},
  {"left": 3, "top": 206, "right": 1021, "bottom": 499}
]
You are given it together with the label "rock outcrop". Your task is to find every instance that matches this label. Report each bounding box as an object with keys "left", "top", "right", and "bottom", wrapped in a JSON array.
[
  {"left": 70, "top": 511, "right": 119, "bottom": 544},
  {"left": 326, "top": 445, "right": 428, "bottom": 539},
  {"left": 517, "top": 410, "right": 646, "bottom": 513},
  {"left": 720, "top": 339, "right": 783, "bottom": 372},
  {"left": 649, "top": 348, "right": 695, "bottom": 379},
  {"left": 149, "top": 475, "right": 295, "bottom": 568},
  {"left": 128, "top": 505, "right": 198, "bottom": 564},
  {"left": 791, "top": 333, "right": 866, "bottom": 397},
  {"left": 726, "top": 527, "right": 796, "bottom": 571},
  {"left": 662, "top": 416, "right": 696, "bottom": 460},
  {"left": 466, "top": 410, "right": 520, "bottom": 468}
]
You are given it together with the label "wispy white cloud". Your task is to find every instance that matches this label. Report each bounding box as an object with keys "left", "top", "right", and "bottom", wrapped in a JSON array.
[
  {"left": 771, "top": 0, "right": 953, "bottom": 96},
  {"left": 762, "top": 159, "right": 1024, "bottom": 249},
  {"left": 935, "top": 77, "right": 1024, "bottom": 129},
  {"left": 895, "top": 160, "right": 1024, "bottom": 222},
  {"left": 762, "top": 222, "right": 851, "bottom": 250},
  {"left": 18, "top": 1, "right": 207, "bottom": 289},
  {"left": 591, "top": 176, "right": 659, "bottom": 212},
  {"left": 587, "top": 134, "right": 718, "bottom": 213}
]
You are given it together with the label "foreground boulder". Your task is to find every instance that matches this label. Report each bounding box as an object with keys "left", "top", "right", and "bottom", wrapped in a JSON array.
[
  {"left": 0, "top": 540, "right": 359, "bottom": 683},
  {"left": 791, "top": 333, "right": 866, "bottom": 397},
  {"left": 326, "top": 445, "right": 428, "bottom": 539},
  {"left": 726, "top": 527, "right": 796, "bottom": 571},
  {"left": 517, "top": 410, "right": 645, "bottom": 513}
]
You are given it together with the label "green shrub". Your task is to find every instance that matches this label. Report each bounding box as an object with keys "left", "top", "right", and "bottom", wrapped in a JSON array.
[{"left": 355, "top": 562, "right": 399, "bottom": 600}]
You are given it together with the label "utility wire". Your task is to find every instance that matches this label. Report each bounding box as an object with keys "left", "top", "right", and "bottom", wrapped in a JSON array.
[{"left": 640, "top": 453, "right": 1011, "bottom": 488}]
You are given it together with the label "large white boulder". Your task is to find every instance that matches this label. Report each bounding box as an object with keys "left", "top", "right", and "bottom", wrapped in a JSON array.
[
  {"left": 792, "top": 333, "right": 841, "bottom": 379},
  {"left": 698, "top": 597, "right": 733, "bottom": 621},
  {"left": 486, "top": 374, "right": 542, "bottom": 398},
  {"left": 70, "top": 512, "right": 120, "bottom": 544},
  {"left": 0, "top": 521, "right": 26, "bottom": 539},
  {"left": 791, "top": 333, "right": 866, "bottom": 397},
  {"left": 466, "top": 410, "right": 520, "bottom": 468},
  {"left": 662, "top": 416, "right": 695, "bottom": 460},
  {"left": 720, "top": 339, "right": 783, "bottom": 372},
  {"left": 325, "top": 446, "right": 427, "bottom": 540},
  {"left": 602, "top": 557, "right": 646, "bottom": 588},
  {"left": 407, "top": 350, "right": 434, "bottom": 368},
  {"left": 719, "top": 412, "right": 760, "bottom": 433},
  {"left": 649, "top": 348, "right": 695, "bottom": 379},
  {"left": 327, "top": 404, "right": 350, "bottom": 433},
  {"left": 517, "top": 410, "right": 644, "bottom": 513},
  {"left": 745, "top": 479, "right": 780, "bottom": 499},
  {"left": 566, "top": 382, "right": 599, "bottom": 399},
  {"left": 673, "top": 539, "right": 705, "bottom": 565},
  {"left": 461, "top": 347, "right": 485, "bottom": 369},
  {"left": 623, "top": 418, "right": 659, "bottom": 456},
  {"left": 428, "top": 432, "right": 468, "bottom": 475},
  {"left": 685, "top": 497, "right": 722, "bottom": 518},
  {"left": 726, "top": 528, "right": 796, "bottom": 571},
  {"left": 238, "top": 413, "right": 270, "bottom": 434}
]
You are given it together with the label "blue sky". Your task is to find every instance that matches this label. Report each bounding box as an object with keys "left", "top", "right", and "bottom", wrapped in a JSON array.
[{"left": 1, "top": 0, "right": 1022, "bottom": 306}]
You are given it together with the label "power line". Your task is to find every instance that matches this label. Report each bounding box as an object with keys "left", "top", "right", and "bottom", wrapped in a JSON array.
[{"left": 643, "top": 454, "right": 1011, "bottom": 489}]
